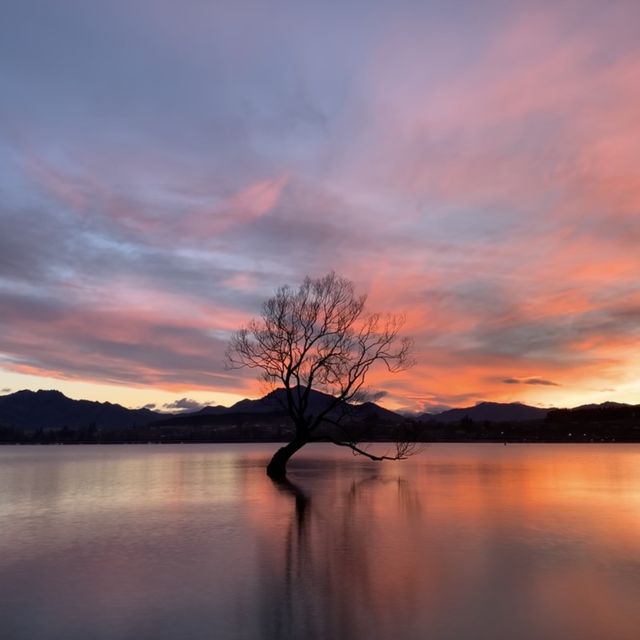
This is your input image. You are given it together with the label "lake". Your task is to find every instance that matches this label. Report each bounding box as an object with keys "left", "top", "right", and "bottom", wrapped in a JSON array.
[{"left": 1, "top": 444, "right": 639, "bottom": 639}]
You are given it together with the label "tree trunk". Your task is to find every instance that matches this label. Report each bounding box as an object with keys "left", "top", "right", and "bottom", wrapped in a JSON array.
[{"left": 266, "top": 437, "right": 308, "bottom": 481}]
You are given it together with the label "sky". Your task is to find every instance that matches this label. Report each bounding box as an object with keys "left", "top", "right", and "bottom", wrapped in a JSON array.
[{"left": 1, "top": 0, "right": 639, "bottom": 413}]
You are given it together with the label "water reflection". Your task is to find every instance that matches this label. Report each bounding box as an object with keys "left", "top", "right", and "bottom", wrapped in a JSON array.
[
  {"left": 0, "top": 444, "right": 639, "bottom": 640},
  {"left": 259, "top": 473, "right": 435, "bottom": 640},
  {"left": 250, "top": 446, "right": 640, "bottom": 640}
]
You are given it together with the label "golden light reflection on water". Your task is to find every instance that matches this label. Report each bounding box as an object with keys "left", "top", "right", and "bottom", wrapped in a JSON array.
[{"left": 1, "top": 444, "right": 639, "bottom": 640}]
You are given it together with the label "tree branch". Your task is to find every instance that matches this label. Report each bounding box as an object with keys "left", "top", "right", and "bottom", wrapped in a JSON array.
[{"left": 310, "top": 436, "right": 419, "bottom": 461}]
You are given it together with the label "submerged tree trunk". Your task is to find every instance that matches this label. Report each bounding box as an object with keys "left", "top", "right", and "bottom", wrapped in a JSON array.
[{"left": 266, "top": 437, "right": 308, "bottom": 481}]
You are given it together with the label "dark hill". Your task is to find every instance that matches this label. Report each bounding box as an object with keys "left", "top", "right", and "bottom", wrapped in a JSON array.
[
  {"left": 425, "top": 402, "right": 548, "bottom": 423},
  {"left": 0, "top": 389, "right": 159, "bottom": 430},
  {"left": 0, "top": 387, "right": 404, "bottom": 434},
  {"left": 226, "top": 387, "right": 337, "bottom": 415},
  {"left": 547, "top": 403, "right": 640, "bottom": 423},
  {"left": 152, "top": 387, "right": 404, "bottom": 427}
]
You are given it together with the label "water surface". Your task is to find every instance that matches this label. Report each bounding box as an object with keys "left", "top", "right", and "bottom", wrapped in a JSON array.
[{"left": 1, "top": 444, "right": 639, "bottom": 639}]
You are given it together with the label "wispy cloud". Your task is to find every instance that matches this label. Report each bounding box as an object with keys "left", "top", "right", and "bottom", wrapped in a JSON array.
[
  {"left": 1, "top": 0, "right": 639, "bottom": 410},
  {"left": 502, "top": 377, "right": 560, "bottom": 387}
]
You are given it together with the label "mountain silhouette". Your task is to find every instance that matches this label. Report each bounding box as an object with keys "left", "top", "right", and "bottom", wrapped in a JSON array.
[
  {"left": 0, "top": 389, "right": 159, "bottom": 430},
  {"left": 3, "top": 388, "right": 633, "bottom": 434},
  {"left": 423, "top": 401, "right": 548, "bottom": 423},
  {"left": 154, "top": 387, "right": 404, "bottom": 428},
  {"left": 0, "top": 387, "right": 403, "bottom": 431}
]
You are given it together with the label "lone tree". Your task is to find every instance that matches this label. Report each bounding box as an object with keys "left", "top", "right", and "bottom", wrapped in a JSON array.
[{"left": 226, "top": 272, "right": 414, "bottom": 480}]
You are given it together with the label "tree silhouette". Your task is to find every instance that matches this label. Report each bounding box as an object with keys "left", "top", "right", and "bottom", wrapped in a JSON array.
[{"left": 226, "top": 272, "right": 414, "bottom": 480}]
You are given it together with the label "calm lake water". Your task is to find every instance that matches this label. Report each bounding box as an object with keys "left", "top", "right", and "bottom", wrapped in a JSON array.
[{"left": 1, "top": 444, "right": 639, "bottom": 640}]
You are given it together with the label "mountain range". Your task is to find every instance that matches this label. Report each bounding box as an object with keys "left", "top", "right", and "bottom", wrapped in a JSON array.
[
  {"left": 0, "top": 388, "right": 633, "bottom": 432},
  {"left": 0, "top": 388, "right": 404, "bottom": 431}
]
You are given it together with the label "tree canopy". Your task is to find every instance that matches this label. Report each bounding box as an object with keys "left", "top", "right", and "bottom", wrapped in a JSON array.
[{"left": 227, "top": 272, "right": 414, "bottom": 479}]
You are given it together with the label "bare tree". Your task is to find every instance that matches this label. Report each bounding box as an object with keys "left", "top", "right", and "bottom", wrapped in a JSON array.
[{"left": 226, "top": 272, "right": 415, "bottom": 480}]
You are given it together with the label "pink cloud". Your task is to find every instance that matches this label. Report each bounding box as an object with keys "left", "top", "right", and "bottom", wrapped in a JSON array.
[
  {"left": 184, "top": 174, "right": 288, "bottom": 237},
  {"left": 4, "top": 1, "right": 640, "bottom": 410}
]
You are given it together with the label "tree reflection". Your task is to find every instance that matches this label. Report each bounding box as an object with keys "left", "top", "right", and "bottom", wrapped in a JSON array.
[
  {"left": 256, "top": 473, "right": 423, "bottom": 640},
  {"left": 219, "top": 447, "right": 640, "bottom": 640}
]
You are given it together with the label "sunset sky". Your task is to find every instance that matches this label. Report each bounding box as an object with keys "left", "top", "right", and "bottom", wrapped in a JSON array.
[{"left": 1, "top": 0, "right": 639, "bottom": 412}]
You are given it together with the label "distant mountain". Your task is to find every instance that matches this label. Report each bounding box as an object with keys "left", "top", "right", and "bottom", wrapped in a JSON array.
[
  {"left": 349, "top": 401, "right": 405, "bottom": 424},
  {"left": 194, "top": 405, "right": 231, "bottom": 416},
  {"left": 178, "top": 387, "right": 333, "bottom": 418},
  {"left": 424, "top": 402, "right": 549, "bottom": 423},
  {"left": 156, "top": 387, "right": 405, "bottom": 427},
  {"left": 2, "top": 389, "right": 638, "bottom": 443},
  {"left": 0, "top": 390, "right": 160, "bottom": 431},
  {"left": 225, "top": 388, "right": 299, "bottom": 414},
  {"left": 226, "top": 387, "right": 339, "bottom": 415},
  {"left": 573, "top": 401, "right": 630, "bottom": 411},
  {"left": 547, "top": 402, "right": 639, "bottom": 423},
  {"left": 0, "top": 387, "right": 404, "bottom": 433}
]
